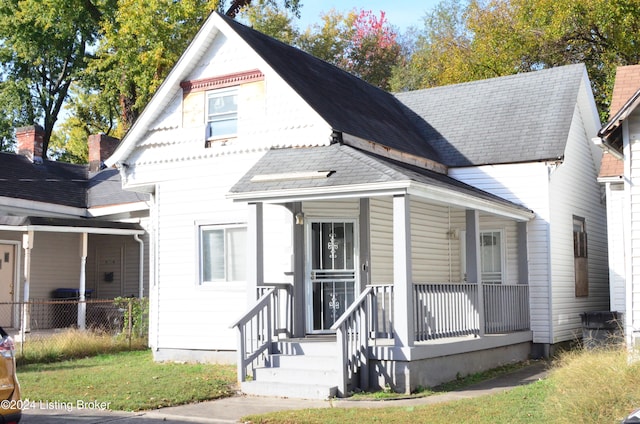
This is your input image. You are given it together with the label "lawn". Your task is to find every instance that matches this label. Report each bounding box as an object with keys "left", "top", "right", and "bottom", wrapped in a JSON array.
[
  {"left": 17, "top": 350, "right": 237, "bottom": 411},
  {"left": 243, "top": 348, "right": 640, "bottom": 424}
]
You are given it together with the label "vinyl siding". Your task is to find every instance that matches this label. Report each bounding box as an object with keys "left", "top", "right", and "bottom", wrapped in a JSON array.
[
  {"left": 548, "top": 105, "right": 608, "bottom": 343},
  {"left": 606, "top": 184, "right": 626, "bottom": 312},
  {"left": 627, "top": 112, "right": 640, "bottom": 336},
  {"left": 450, "top": 162, "right": 552, "bottom": 343}
]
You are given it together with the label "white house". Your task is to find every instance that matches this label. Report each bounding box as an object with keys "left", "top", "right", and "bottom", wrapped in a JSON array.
[
  {"left": 106, "top": 12, "right": 608, "bottom": 398},
  {"left": 596, "top": 65, "right": 640, "bottom": 349}
]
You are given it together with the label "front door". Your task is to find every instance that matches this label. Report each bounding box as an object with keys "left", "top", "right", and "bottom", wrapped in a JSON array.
[
  {"left": 306, "top": 220, "right": 358, "bottom": 333},
  {"left": 0, "top": 245, "right": 15, "bottom": 327}
]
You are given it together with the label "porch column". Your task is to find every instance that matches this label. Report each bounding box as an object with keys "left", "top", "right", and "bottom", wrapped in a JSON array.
[
  {"left": 465, "top": 210, "right": 484, "bottom": 336},
  {"left": 291, "top": 202, "right": 305, "bottom": 338},
  {"left": 517, "top": 222, "right": 529, "bottom": 285},
  {"left": 393, "top": 194, "right": 414, "bottom": 347},
  {"left": 78, "top": 232, "right": 88, "bottom": 330},
  {"left": 247, "top": 202, "right": 264, "bottom": 305},
  {"left": 21, "top": 231, "right": 34, "bottom": 335}
]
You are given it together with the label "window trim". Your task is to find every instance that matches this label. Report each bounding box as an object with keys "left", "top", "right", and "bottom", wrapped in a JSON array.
[
  {"left": 459, "top": 228, "right": 506, "bottom": 284},
  {"left": 206, "top": 87, "right": 238, "bottom": 141},
  {"left": 197, "top": 222, "right": 247, "bottom": 285}
]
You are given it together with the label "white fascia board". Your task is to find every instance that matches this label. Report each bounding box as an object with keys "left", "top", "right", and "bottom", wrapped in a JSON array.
[
  {"left": 227, "top": 181, "right": 411, "bottom": 203},
  {"left": 407, "top": 182, "right": 534, "bottom": 222},
  {"left": 105, "top": 14, "right": 222, "bottom": 168},
  {"left": 597, "top": 176, "right": 624, "bottom": 184},
  {"left": 0, "top": 196, "right": 86, "bottom": 218},
  {"left": 0, "top": 225, "right": 144, "bottom": 236},
  {"left": 87, "top": 201, "right": 150, "bottom": 218}
]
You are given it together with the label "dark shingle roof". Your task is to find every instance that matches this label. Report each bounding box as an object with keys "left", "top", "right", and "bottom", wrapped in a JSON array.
[
  {"left": 395, "top": 64, "right": 586, "bottom": 167},
  {"left": 0, "top": 153, "right": 147, "bottom": 209},
  {"left": 229, "top": 144, "right": 531, "bottom": 214},
  {"left": 218, "top": 13, "right": 442, "bottom": 163}
]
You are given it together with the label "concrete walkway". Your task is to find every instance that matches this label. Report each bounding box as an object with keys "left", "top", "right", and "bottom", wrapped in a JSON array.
[{"left": 139, "top": 361, "right": 550, "bottom": 424}]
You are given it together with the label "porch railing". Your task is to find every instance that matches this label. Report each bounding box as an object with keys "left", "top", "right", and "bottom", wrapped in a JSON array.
[
  {"left": 483, "top": 284, "right": 529, "bottom": 334},
  {"left": 330, "top": 286, "right": 373, "bottom": 397},
  {"left": 230, "top": 284, "right": 292, "bottom": 382},
  {"left": 414, "top": 283, "right": 480, "bottom": 341}
]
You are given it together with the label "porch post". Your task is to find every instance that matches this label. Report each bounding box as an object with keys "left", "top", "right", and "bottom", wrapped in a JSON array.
[
  {"left": 393, "top": 194, "right": 414, "bottom": 347},
  {"left": 21, "top": 231, "right": 34, "bottom": 335},
  {"left": 247, "top": 202, "right": 264, "bottom": 305},
  {"left": 291, "top": 202, "right": 305, "bottom": 338},
  {"left": 78, "top": 232, "right": 88, "bottom": 330},
  {"left": 466, "top": 210, "right": 484, "bottom": 336},
  {"left": 517, "top": 222, "right": 529, "bottom": 285}
]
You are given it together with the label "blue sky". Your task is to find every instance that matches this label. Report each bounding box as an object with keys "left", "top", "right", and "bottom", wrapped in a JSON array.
[{"left": 294, "top": 1, "right": 442, "bottom": 32}]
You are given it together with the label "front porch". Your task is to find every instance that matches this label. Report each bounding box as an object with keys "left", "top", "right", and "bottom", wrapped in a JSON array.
[
  {"left": 232, "top": 280, "right": 531, "bottom": 399},
  {"left": 227, "top": 143, "right": 535, "bottom": 399}
]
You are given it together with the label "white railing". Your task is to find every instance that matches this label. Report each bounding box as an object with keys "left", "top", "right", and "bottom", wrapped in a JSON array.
[
  {"left": 414, "top": 283, "right": 480, "bottom": 341},
  {"left": 483, "top": 284, "right": 529, "bottom": 334},
  {"left": 230, "top": 284, "right": 292, "bottom": 382},
  {"left": 370, "top": 284, "right": 394, "bottom": 339},
  {"left": 331, "top": 286, "right": 373, "bottom": 397}
]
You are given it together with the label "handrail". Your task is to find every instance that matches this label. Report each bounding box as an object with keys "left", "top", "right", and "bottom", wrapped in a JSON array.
[
  {"left": 331, "top": 286, "right": 373, "bottom": 397},
  {"left": 229, "top": 288, "right": 276, "bottom": 383}
]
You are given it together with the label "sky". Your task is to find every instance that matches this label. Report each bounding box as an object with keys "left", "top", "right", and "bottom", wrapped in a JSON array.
[{"left": 293, "top": 0, "right": 442, "bottom": 32}]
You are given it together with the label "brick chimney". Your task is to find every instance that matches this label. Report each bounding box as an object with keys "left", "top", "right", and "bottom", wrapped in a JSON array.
[
  {"left": 88, "top": 134, "right": 120, "bottom": 172},
  {"left": 16, "top": 125, "right": 45, "bottom": 163}
]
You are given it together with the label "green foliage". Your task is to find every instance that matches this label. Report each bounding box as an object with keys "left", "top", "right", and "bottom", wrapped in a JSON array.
[
  {"left": 391, "top": 0, "right": 640, "bottom": 119},
  {"left": 0, "top": 0, "right": 103, "bottom": 155},
  {"left": 243, "top": 2, "right": 297, "bottom": 44},
  {"left": 114, "top": 296, "right": 149, "bottom": 338},
  {"left": 18, "top": 350, "right": 237, "bottom": 411}
]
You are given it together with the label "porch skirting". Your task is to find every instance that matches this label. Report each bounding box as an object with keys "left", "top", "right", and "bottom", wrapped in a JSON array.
[{"left": 369, "top": 332, "right": 532, "bottom": 393}]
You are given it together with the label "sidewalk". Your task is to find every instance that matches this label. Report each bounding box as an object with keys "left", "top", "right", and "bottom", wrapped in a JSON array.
[{"left": 139, "top": 361, "right": 550, "bottom": 424}]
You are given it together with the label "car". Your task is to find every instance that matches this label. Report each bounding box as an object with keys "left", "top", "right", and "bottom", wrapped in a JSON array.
[{"left": 0, "top": 327, "right": 20, "bottom": 423}]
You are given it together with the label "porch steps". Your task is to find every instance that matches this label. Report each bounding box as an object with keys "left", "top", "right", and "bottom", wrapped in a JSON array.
[{"left": 241, "top": 339, "right": 339, "bottom": 400}]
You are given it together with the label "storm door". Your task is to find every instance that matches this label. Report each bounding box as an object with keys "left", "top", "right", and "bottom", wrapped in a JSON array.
[{"left": 306, "top": 220, "right": 358, "bottom": 333}]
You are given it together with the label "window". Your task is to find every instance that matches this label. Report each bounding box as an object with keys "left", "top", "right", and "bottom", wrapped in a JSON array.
[
  {"left": 459, "top": 229, "right": 505, "bottom": 284},
  {"left": 573, "top": 216, "right": 588, "bottom": 297},
  {"left": 199, "top": 224, "right": 246, "bottom": 283},
  {"left": 480, "top": 230, "right": 504, "bottom": 284},
  {"left": 206, "top": 88, "right": 238, "bottom": 140}
]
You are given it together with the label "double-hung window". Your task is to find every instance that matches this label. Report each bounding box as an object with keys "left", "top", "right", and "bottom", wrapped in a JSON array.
[
  {"left": 199, "top": 224, "right": 246, "bottom": 284},
  {"left": 206, "top": 88, "right": 238, "bottom": 140}
]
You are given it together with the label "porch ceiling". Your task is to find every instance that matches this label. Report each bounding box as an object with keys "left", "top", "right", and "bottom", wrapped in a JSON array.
[{"left": 227, "top": 144, "right": 534, "bottom": 221}]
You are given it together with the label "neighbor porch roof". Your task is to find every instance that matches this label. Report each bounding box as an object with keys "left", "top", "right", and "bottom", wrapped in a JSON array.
[
  {"left": 228, "top": 144, "right": 534, "bottom": 221},
  {"left": 0, "top": 216, "right": 145, "bottom": 235}
]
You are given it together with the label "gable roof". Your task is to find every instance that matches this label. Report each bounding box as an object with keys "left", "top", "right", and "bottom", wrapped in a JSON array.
[
  {"left": 0, "top": 152, "right": 147, "bottom": 213},
  {"left": 215, "top": 14, "right": 442, "bottom": 164},
  {"left": 229, "top": 144, "right": 533, "bottom": 221},
  {"left": 395, "top": 64, "right": 588, "bottom": 167}
]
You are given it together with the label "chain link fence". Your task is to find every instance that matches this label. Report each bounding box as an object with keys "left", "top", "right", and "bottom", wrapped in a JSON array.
[{"left": 0, "top": 298, "right": 148, "bottom": 362}]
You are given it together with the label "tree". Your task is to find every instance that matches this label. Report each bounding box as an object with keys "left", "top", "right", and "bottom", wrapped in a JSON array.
[
  {"left": 390, "top": 0, "right": 640, "bottom": 119},
  {"left": 296, "top": 9, "right": 402, "bottom": 90},
  {"left": 0, "top": 0, "right": 104, "bottom": 157}
]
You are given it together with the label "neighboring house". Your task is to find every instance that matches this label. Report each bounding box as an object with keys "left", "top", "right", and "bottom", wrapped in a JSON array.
[
  {"left": 0, "top": 125, "right": 150, "bottom": 332},
  {"left": 105, "top": 12, "right": 608, "bottom": 398},
  {"left": 596, "top": 65, "right": 640, "bottom": 349}
]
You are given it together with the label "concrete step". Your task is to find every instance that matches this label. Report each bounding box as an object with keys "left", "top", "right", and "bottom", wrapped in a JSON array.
[
  {"left": 266, "top": 353, "right": 336, "bottom": 370},
  {"left": 241, "top": 380, "right": 338, "bottom": 400},
  {"left": 254, "top": 365, "right": 338, "bottom": 386},
  {"left": 274, "top": 340, "right": 336, "bottom": 356}
]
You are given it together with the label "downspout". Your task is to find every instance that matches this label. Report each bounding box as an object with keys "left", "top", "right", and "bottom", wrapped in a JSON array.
[{"left": 134, "top": 234, "right": 144, "bottom": 298}]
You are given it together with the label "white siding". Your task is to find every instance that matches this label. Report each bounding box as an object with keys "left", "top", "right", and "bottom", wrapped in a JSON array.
[
  {"left": 606, "top": 184, "right": 626, "bottom": 312},
  {"left": 450, "top": 162, "right": 552, "bottom": 343},
  {"left": 548, "top": 106, "right": 609, "bottom": 343},
  {"left": 628, "top": 113, "right": 640, "bottom": 339}
]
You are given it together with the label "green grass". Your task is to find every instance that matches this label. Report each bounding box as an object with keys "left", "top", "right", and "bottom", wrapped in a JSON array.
[
  {"left": 243, "top": 347, "right": 640, "bottom": 424},
  {"left": 17, "top": 350, "right": 237, "bottom": 411}
]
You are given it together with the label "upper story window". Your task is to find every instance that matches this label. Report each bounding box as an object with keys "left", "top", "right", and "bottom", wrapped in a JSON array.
[{"left": 207, "top": 88, "right": 238, "bottom": 140}]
